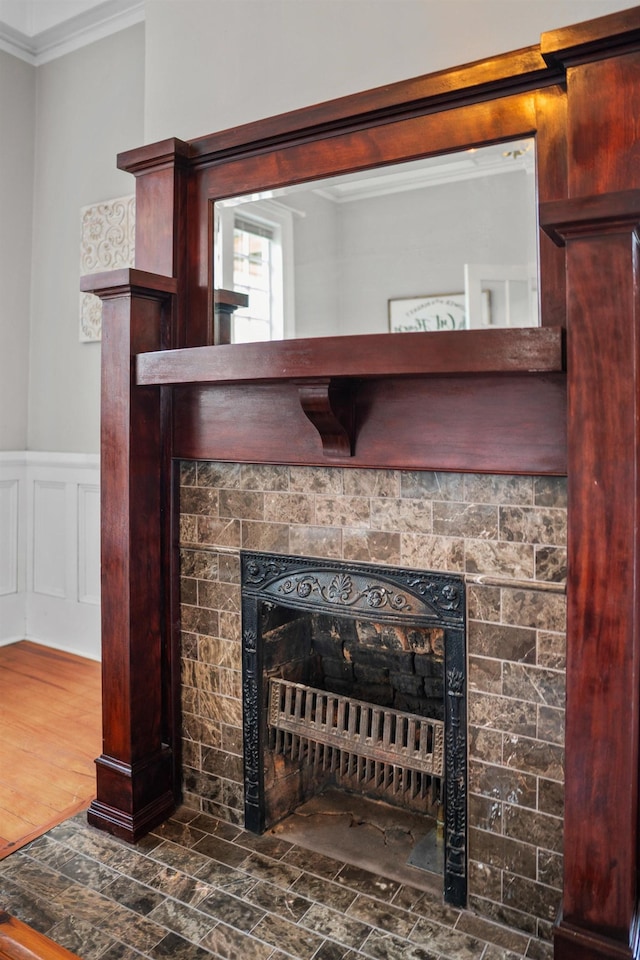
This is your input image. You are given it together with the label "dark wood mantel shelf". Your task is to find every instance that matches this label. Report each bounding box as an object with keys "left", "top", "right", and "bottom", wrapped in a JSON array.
[
  {"left": 130, "top": 324, "right": 566, "bottom": 466},
  {"left": 81, "top": 265, "right": 567, "bottom": 474},
  {"left": 135, "top": 326, "right": 564, "bottom": 387}
]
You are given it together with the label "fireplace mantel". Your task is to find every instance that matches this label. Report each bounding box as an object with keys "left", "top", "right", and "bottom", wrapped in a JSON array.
[{"left": 83, "top": 7, "right": 640, "bottom": 959}]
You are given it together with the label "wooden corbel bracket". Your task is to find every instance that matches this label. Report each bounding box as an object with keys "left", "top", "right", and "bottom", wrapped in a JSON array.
[{"left": 296, "top": 377, "right": 356, "bottom": 458}]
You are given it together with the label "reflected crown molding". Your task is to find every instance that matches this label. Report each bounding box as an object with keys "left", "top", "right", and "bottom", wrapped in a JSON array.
[
  {"left": 0, "top": 0, "right": 144, "bottom": 65},
  {"left": 312, "top": 140, "right": 535, "bottom": 203}
]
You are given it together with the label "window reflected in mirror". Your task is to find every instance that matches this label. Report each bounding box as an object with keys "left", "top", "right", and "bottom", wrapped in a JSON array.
[{"left": 213, "top": 138, "right": 538, "bottom": 343}]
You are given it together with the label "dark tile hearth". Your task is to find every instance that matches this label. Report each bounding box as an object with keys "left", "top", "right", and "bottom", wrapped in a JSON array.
[{"left": 0, "top": 806, "right": 552, "bottom": 960}]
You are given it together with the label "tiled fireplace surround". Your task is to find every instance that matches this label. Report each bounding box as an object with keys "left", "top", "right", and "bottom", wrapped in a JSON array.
[{"left": 178, "top": 462, "right": 566, "bottom": 944}]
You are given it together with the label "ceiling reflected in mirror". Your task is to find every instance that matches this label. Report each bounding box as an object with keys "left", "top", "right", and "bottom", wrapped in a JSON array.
[{"left": 213, "top": 138, "right": 538, "bottom": 343}]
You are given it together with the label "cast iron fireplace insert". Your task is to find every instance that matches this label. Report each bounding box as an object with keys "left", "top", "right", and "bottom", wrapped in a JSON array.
[{"left": 240, "top": 551, "right": 467, "bottom": 906}]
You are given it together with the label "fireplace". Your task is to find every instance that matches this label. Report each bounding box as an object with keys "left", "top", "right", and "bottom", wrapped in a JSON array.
[
  {"left": 83, "top": 15, "right": 640, "bottom": 957},
  {"left": 239, "top": 551, "right": 467, "bottom": 905},
  {"left": 179, "top": 461, "right": 566, "bottom": 940}
]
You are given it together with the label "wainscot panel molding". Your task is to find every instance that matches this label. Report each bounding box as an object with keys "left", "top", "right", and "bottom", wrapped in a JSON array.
[
  {"left": 0, "top": 453, "right": 26, "bottom": 645},
  {"left": 0, "top": 452, "right": 101, "bottom": 660}
]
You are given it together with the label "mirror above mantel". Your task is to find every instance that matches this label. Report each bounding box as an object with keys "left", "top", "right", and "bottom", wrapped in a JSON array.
[
  {"left": 107, "top": 34, "right": 570, "bottom": 471},
  {"left": 213, "top": 138, "right": 539, "bottom": 344}
]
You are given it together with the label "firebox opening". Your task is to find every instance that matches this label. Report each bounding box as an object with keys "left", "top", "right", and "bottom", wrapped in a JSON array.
[
  {"left": 240, "top": 552, "right": 467, "bottom": 906},
  {"left": 260, "top": 603, "right": 446, "bottom": 889}
]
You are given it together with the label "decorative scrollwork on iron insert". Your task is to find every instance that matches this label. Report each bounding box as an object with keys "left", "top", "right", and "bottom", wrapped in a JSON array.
[
  {"left": 244, "top": 556, "right": 290, "bottom": 586},
  {"left": 277, "top": 572, "right": 412, "bottom": 612}
]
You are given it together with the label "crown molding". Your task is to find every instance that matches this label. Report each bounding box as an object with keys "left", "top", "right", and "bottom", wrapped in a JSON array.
[{"left": 0, "top": 0, "right": 144, "bottom": 66}]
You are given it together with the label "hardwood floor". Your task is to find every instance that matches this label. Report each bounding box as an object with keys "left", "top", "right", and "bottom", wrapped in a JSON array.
[{"left": 0, "top": 641, "right": 101, "bottom": 860}]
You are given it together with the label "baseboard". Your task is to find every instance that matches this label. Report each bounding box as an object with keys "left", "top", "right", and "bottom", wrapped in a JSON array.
[
  {"left": 0, "top": 636, "right": 25, "bottom": 648},
  {"left": 22, "top": 633, "right": 101, "bottom": 663},
  {"left": 555, "top": 916, "right": 640, "bottom": 960},
  {"left": 87, "top": 792, "right": 176, "bottom": 844}
]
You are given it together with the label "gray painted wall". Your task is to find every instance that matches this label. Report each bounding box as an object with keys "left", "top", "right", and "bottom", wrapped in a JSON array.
[
  {"left": 144, "top": 0, "right": 636, "bottom": 144},
  {"left": 0, "top": 50, "right": 34, "bottom": 450},
  {"left": 27, "top": 24, "right": 145, "bottom": 453}
]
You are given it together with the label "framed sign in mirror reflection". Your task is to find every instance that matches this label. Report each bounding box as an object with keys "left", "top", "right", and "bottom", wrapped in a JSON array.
[{"left": 388, "top": 292, "right": 491, "bottom": 332}]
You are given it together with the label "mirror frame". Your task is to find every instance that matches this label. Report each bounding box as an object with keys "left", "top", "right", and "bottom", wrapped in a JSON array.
[
  {"left": 118, "top": 44, "right": 568, "bottom": 350},
  {"left": 193, "top": 60, "right": 567, "bottom": 348}
]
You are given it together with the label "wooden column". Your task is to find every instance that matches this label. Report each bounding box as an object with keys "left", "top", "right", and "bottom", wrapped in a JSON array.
[
  {"left": 213, "top": 289, "right": 249, "bottom": 344},
  {"left": 80, "top": 269, "right": 178, "bottom": 842},
  {"left": 117, "top": 139, "right": 190, "bottom": 278},
  {"left": 543, "top": 200, "right": 640, "bottom": 960},
  {"left": 117, "top": 139, "right": 194, "bottom": 347},
  {"left": 541, "top": 18, "right": 640, "bottom": 956}
]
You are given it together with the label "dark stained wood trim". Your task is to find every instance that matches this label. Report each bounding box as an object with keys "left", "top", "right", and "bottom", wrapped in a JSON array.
[
  {"left": 116, "top": 137, "right": 191, "bottom": 176},
  {"left": 88, "top": 277, "right": 177, "bottom": 843},
  {"left": 136, "top": 327, "right": 564, "bottom": 387},
  {"left": 80, "top": 268, "right": 178, "bottom": 297},
  {"left": 535, "top": 85, "right": 568, "bottom": 327},
  {"left": 213, "top": 289, "right": 249, "bottom": 345},
  {"left": 561, "top": 227, "right": 640, "bottom": 948},
  {"left": 117, "top": 48, "right": 559, "bottom": 177},
  {"left": 540, "top": 190, "right": 640, "bottom": 245},
  {"left": 188, "top": 88, "right": 555, "bottom": 348},
  {"left": 196, "top": 90, "right": 541, "bottom": 203},
  {"left": 297, "top": 378, "right": 356, "bottom": 459},
  {"left": 554, "top": 915, "right": 640, "bottom": 960},
  {"left": 542, "top": 6, "right": 640, "bottom": 68},
  {"left": 546, "top": 37, "right": 640, "bottom": 960},
  {"left": 167, "top": 457, "right": 184, "bottom": 804},
  {"left": 171, "top": 375, "right": 567, "bottom": 476}
]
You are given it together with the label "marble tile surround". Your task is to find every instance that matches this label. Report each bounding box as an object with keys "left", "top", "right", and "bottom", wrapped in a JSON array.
[
  {"left": 0, "top": 806, "right": 553, "bottom": 960},
  {"left": 179, "top": 463, "right": 567, "bottom": 943}
]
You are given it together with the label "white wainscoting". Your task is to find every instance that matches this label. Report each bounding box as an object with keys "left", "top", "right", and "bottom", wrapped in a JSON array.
[{"left": 0, "top": 452, "right": 101, "bottom": 660}]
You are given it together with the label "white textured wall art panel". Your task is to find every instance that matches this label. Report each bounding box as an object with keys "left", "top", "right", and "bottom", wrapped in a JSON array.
[
  {"left": 0, "top": 479, "right": 19, "bottom": 596},
  {"left": 32, "top": 479, "right": 67, "bottom": 598},
  {"left": 78, "top": 482, "right": 100, "bottom": 604},
  {"left": 79, "top": 194, "right": 135, "bottom": 342}
]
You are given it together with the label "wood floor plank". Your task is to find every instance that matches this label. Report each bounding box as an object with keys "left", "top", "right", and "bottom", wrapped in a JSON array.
[
  {"left": 0, "top": 676, "right": 100, "bottom": 703},
  {"left": 0, "top": 718, "right": 97, "bottom": 756},
  {"left": 0, "top": 782, "right": 64, "bottom": 825},
  {"left": 0, "top": 641, "right": 101, "bottom": 858},
  {"left": 0, "top": 751, "right": 96, "bottom": 802},
  {"left": 0, "top": 805, "right": 39, "bottom": 836},
  {"left": 0, "top": 749, "right": 95, "bottom": 804},
  {"left": 1, "top": 710, "right": 101, "bottom": 753},
  {"left": 1, "top": 691, "right": 100, "bottom": 710},
  {"left": 0, "top": 653, "right": 99, "bottom": 687},
  {"left": 0, "top": 674, "right": 100, "bottom": 715}
]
